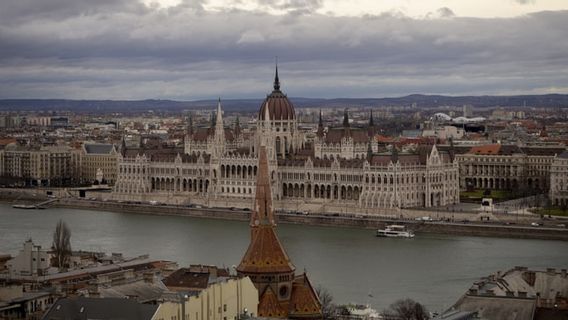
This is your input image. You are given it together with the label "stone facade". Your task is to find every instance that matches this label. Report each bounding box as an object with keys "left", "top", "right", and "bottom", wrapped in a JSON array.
[
  {"left": 113, "top": 72, "right": 460, "bottom": 211},
  {"left": 81, "top": 143, "right": 118, "bottom": 185},
  {"left": 550, "top": 151, "right": 568, "bottom": 206},
  {"left": 455, "top": 144, "right": 565, "bottom": 192},
  {"left": 0, "top": 145, "right": 81, "bottom": 186}
]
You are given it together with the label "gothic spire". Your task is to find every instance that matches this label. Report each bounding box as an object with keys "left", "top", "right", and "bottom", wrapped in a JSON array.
[
  {"left": 343, "top": 108, "right": 350, "bottom": 128},
  {"left": 252, "top": 146, "right": 275, "bottom": 226},
  {"left": 234, "top": 115, "right": 241, "bottom": 136},
  {"left": 187, "top": 112, "right": 194, "bottom": 135},
  {"left": 369, "top": 109, "right": 374, "bottom": 127},
  {"left": 216, "top": 98, "right": 223, "bottom": 126},
  {"left": 367, "top": 139, "right": 373, "bottom": 160},
  {"left": 273, "top": 61, "right": 280, "bottom": 91},
  {"left": 317, "top": 109, "right": 324, "bottom": 137}
]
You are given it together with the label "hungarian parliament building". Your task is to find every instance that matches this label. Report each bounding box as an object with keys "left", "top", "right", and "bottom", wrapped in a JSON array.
[{"left": 113, "top": 69, "right": 460, "bottom": 213}]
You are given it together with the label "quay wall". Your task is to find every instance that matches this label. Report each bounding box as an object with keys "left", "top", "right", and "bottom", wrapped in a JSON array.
[{"left": 2, "top": 188, "right": 568, "bottom": 241}]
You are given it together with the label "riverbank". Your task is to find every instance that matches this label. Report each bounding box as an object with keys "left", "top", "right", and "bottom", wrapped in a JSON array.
[{"left": 2, "top": 188, "right": 567, "bottom": 241}]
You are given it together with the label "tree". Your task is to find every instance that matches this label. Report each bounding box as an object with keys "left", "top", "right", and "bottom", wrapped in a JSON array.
[
  {"left": 52, "top": 219, "right": 72, "bottom": 270},
  {"left": 383, "top": 298, "right": 429, "bottom": 320},
  {"left": 316, "top": 286, "right": 335, "bottom": 319}
]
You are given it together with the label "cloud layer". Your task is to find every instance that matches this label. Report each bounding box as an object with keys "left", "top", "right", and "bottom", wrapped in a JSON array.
[{"left": 0, "top": 0, "right": 567, "bottom": 99}]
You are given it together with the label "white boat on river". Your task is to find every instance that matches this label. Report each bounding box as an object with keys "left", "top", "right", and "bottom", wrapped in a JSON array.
[{"left": 376, "top": 225, "right": 415, "bottom": 238}]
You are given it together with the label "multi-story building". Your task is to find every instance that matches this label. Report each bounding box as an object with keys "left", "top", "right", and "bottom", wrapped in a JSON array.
[
  {"left": 81, "top": 143, "right": 118, "bottom": 185},
  {"left": 0, "top": 145, "right": 81, "bottom": 186},
  {"left": 6, "top": 239, "right": 51, "bottom": 277},
  {"left": 550, "top": 151, "right": 568, "bottom": 206},
  {"left": 455, "top": 144, "right": 566, "bottom": 192},
  {"left": 113, "top": 69, "right": 460, "bottom": 211}
]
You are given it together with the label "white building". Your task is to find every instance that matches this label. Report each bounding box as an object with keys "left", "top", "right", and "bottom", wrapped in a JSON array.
[{"left": 7, "top": 239, "right": 51, "bottom": 277}]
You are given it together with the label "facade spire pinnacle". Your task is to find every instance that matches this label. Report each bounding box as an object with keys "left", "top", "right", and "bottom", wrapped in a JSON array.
[
  {"left": 317, "top": 109, "right": 324, "bottom": 137},
  {"left": 251, "top": 146, "right": 276, "bottom": 227},
  {"left": 343, "top": 108, "right": 350, "bottom": 128},
  {"left": 216, "top": 97, "right": 223, "bottom": 126},
  {"left": 369, "top": 109, "right": 374, "bottom": 127},
  {"left": 273, "top": 59, "right": 280, "bottom": 91}
]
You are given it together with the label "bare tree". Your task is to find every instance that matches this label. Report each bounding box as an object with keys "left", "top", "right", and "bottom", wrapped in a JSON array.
[
  {"left": 316, "top": 285, "right": 335, "bottom": 319},
  {"left": 52, "top": 219, "right": 72, "bottom": 270},
  {"left": 383, "top": 298, "right": 429, "bottom": 320}
]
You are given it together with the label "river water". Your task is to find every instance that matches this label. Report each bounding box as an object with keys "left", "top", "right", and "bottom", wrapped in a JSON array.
[{"left": 1, "top": 204, "right": 567, "bottom": 313}]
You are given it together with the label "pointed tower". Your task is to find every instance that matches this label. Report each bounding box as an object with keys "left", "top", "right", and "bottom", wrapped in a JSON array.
[
  {"left": 274, "top": 62, "right": 281, "bottom": 91},
  {"left": 343, "top": 108, "right": 350, "bottom": 128},
  {"left": 342, "top": 108, "right": 351, "bottom": 139},
  {"left": 234, "top": 115, "right": 241, "bottom": 137},
  {"left": 187, "top": 113, "right": 194, "bottom": 136},
  {"left": 212, "top": 98, "right": 225, "bottom": 158},
  {"left": 367, "top": 139, "right": 373, "bottom": 160},
  {"left": 237, "top": 145, "right": 322, "bottom": 319},
  {"left": 258, "top": 64, "right": 298, "bottom": 158},
  {"left": 316, "top": 109, "right": 324, "bottom": 138}
]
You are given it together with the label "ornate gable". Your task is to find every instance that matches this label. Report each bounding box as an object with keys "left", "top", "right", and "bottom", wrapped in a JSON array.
[
  {"left": 258, "top": 286, "right": 289, "bottom": 318},
  {"left": 289, "top": 274, "right": 323, "bottom": 318}
]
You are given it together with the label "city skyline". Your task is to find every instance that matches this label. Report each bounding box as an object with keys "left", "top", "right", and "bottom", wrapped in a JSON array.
[{"left": 1, "top": 1, "right": 567, "bottom": 100}]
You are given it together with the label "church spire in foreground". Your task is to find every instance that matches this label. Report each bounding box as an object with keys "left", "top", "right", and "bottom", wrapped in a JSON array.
[{"left": 237, "top": 145, "right": 322, "bottom": 319}]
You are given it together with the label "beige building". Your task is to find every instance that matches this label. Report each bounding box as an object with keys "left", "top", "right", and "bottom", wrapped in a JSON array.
[
  {"left": 550, "top": 151, "right": 568, "bottom": 206},
  {"left": 455, "top": 144, "right": 565, "bottom": 192},
  {"left": 81, "top": 143, "right": 118, "bottom": 185},
  {"left": 155, "top": 276, "right": 258, "bottom": 320},
  {"left": 0, "top": 145, "right": 81, "bottom": 186},
  {"left": 114, "top": 71, "right": 460, "bottom": 211}
]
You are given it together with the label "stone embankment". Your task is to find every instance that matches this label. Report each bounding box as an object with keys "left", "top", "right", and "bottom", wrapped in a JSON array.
[{"left": 2, "top": 188, "right": 568, "bottom": 241}]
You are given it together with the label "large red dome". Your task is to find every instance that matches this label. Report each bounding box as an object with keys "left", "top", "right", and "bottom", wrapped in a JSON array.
[{"left": 258, "top": 67, "right": 296, "bottom": 121}]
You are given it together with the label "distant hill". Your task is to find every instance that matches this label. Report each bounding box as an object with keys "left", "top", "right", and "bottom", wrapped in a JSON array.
[{"left": 1, "top": 94, "right": 567, "bottom": 112}]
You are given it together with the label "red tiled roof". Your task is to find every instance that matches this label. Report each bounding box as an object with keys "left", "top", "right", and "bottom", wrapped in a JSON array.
[{"left": 469, "top": 144, "right": 501, "bottom": 155}]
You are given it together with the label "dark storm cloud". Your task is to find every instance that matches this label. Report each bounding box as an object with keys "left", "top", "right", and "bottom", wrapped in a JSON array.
[{"left": 0, "top": 4, "right": 566, "bottom": 99}]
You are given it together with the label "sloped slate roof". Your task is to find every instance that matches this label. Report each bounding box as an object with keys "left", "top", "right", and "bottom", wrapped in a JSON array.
[
  {"left": 84, "top": 143, "right": 114, "bottom": 154},
  {"left": 42, "top": 297, "right": 158, "bottom": 320}
]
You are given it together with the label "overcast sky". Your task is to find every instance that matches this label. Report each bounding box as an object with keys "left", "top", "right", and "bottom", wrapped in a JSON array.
[{"left": 0, "top": 0, "right": 567, "bottom": 100}]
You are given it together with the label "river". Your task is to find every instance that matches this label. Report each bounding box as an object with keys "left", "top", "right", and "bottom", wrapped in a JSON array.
[{"left": 1, "top": 204, "right": 567, "bottom": 313}]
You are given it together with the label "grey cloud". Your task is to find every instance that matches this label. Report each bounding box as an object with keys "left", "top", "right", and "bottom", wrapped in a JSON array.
[
  {"left": 515, "top": 0, "right": 536, "bottom": 4},
  {"left": 0, "top": 5, "right": 567, "bottom": 99},
  {"left": 0, "top": 0, "right": 147, "bottom": 24},
  {"left": 258, "top": 0, "right": 323, "bottom": 13}
]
